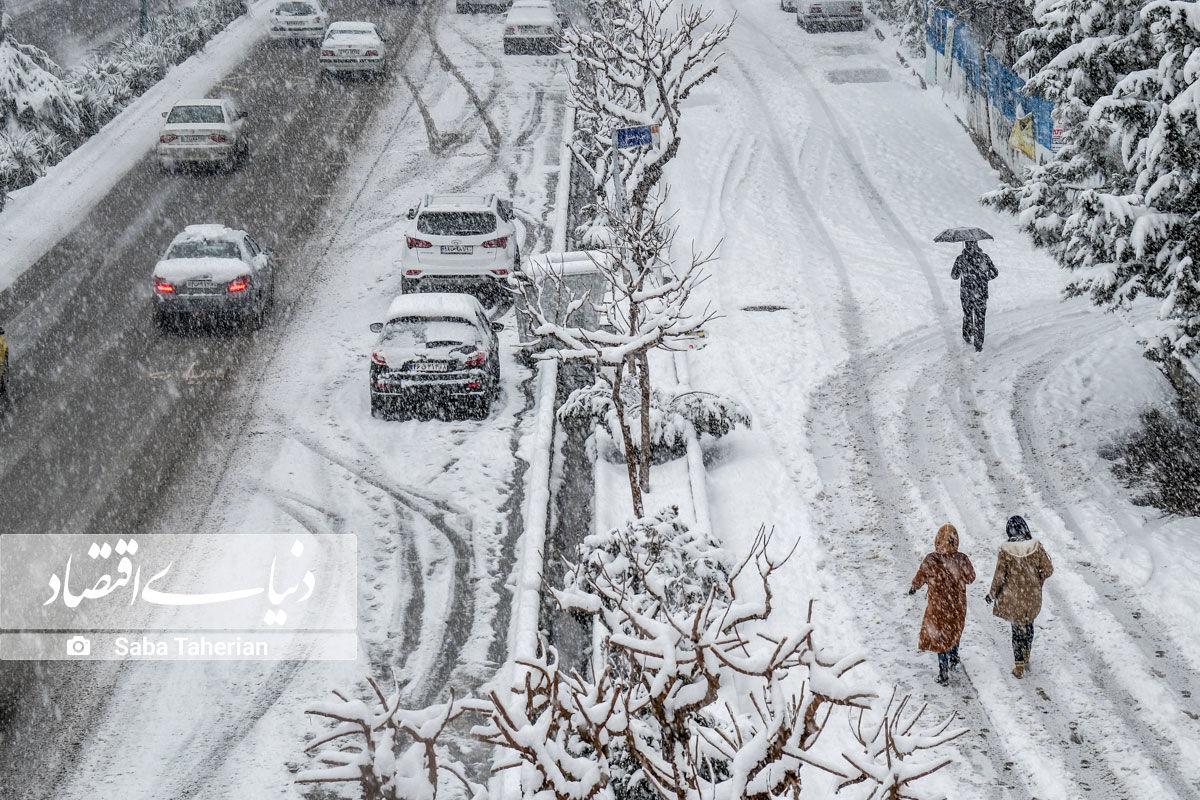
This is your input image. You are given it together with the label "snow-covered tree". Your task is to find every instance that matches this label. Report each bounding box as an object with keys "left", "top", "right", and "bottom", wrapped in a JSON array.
[
  {"left": 516, "top": 196, "right": 719, "bottom": 515},
  {"left": 945, "top": 0, "right": 1034, "bottom": 60},
  {"left": 874, "top": 0, "right": 929, "bottom": 57},
  {"left": 301, "top": 515, "right": 966, "bottom": 800},
  {"left": 988, "top": 0, "right": 1200, "bottom": 368},
  {"left": 563, "top": 0, "right": 733, "bottom": 239},
  {"left": 0, "top": 10, "right": 81, "bottom": 204}
]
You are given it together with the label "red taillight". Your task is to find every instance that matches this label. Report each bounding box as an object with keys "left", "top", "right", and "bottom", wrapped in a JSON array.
[
  {"left": 490, "top": 269, "right": 510, "bottom": 277},
  {"left": 404, "top": 269, "right": 422, "bottom": 277},
  {"left": 227, "top": 275, "right": 250, "bottom": 293},
  {"left": 466, "top": 380, "right": 482, "bottom": 390},
  {"left": 154, "top": 277, "right": 176, "bottom": 294},
  {"left": 365, "top": 49, "right": 379, "bottom": 57},
  {"left": 159, "top": 133, "right": 178, "bottom": 144},
  {"left": 321, "top": 49, "right": 334, "bottom": 57},
  {"left": 505, "top": 26, "right": 516, "bottom": 35},
  {"left": 481, "top": 236, "right": 508, "bottom": 249},
  {"left": 371, "top": 351, "right": 388, "bottom": 366},
  {"left": 406, "top": 236, "right": 432, "bottom": 249},
  {"left": 210, "top": 133, "right": 228, "bottom": 143},
  {"left": 464, "top": 351, "right": 487, "bottom": 368}
]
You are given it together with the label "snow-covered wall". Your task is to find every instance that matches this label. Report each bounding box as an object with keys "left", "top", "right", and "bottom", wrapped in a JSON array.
[{"left": 923, "top": 6, "right": 1057, "bottom": 174}]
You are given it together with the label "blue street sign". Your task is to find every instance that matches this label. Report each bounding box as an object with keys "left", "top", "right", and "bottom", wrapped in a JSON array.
[{"left": 615, "top": 125, "right": 659, "bottom": 149}]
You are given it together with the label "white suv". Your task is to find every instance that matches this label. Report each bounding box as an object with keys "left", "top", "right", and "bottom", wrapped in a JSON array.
[{"left": 400, "top": 193, "right": 521, "bottom": 298}]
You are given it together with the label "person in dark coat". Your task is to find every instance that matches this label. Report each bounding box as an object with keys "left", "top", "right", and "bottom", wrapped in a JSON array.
[
  {"left": 951, "top": 240, "right": 998, "bottom": 352},
  {"left": 985, "top": 515, "right": 1054, "bottom": 678},
  {"left": 909, "top": 523, "right": 976, "bottom": 685}
]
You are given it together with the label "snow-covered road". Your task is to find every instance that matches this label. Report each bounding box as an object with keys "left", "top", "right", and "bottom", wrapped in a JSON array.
[
  {"left": 0, "top": 3, "right": 568, "bottom": 798},
  {"left": 672, "top": 5, "right": 1200, "bottom": 799}
]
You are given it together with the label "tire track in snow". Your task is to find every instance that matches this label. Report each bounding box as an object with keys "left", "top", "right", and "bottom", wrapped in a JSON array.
[
  {"left": 734, "top": 13, "right": 1200, "bottom": 796},
  {"left": 886, "top": 308, "right": 1199, "bottom": 799},
  {"left": 719, "top": 50, "right": 1049, "bottom": 799}
]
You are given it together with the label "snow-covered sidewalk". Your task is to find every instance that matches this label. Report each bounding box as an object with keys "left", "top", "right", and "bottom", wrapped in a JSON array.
[{"left": 668, "top": 4, "right": 1200, "bottom": 799}]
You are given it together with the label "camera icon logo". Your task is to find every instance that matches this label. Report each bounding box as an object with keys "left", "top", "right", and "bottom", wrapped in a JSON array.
[{"left": 65, "top": 635, "right": 91, "bottom": 657}]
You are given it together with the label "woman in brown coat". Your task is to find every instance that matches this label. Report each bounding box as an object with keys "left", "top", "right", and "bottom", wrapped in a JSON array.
[
  {"left": 909, "top": 523, "right": 976, "bottom": 685},
  {"left": 986, "top": 515, "right": 1054, "bottom": 678}
]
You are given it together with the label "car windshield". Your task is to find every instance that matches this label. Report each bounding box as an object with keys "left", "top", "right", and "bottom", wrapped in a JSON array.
[
  {"left": 276, "top": 1, "right": 316, "bottom": 14},
  {"left": 166, "top": 105, "right": 225, "bottom": 124},
  {"left": 167, "top": 240, "right": 242, "bottom": 259},
  {"left": 382, "top": 317, "right": 478, "bottom": 349},
  {"left": 416, "top": 212, "right": 496, "bottom": 237}
]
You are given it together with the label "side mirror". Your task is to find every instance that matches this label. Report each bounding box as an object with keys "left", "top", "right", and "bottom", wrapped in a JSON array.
[
  {"left": 239, "top": 110, "right": 249, "bottom": 120},
  {"left": 406, "top": 208, "right": 417, "bottom": 220},
  {"left": 491, "top": 321, "right": 505, "bottom": 332},
  {"left": 161, "top": 111, "right": 168, "bottom": 118},
  {"left": 369, "top": 322, "right": 384, "bottom": 333},
  {"left": 263, "top": 248, "right": 274, "bottom": 258}
]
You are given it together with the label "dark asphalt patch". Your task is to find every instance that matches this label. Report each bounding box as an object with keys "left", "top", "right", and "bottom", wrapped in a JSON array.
[{"left": 742, "top": 304, "right": 789, "bottom": 312}]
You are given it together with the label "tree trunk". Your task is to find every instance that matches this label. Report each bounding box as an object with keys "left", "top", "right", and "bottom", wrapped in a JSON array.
[
  {"left": 612, "top": 359, "right": 643, "bottom": 517},
  {"left": 637, "top": 351, "right": 652, "bottom": 494}
]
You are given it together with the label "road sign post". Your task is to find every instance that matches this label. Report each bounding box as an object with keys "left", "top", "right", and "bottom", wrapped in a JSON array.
[{"left": 611, "top": 124, "right": 660, "bottom": 219}]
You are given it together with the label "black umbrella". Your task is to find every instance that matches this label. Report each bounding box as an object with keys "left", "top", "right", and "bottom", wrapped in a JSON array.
[{"left": 934, "top": 227, "right": 994, "bottom": 243}]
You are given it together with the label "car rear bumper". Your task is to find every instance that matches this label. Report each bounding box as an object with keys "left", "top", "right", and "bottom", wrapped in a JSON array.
[
  {"left": 157, "top": 143, "right": 235, "bottom": 164},
  {"left": 503, "top": 35, "right": 560, "bottom": 54},
  {"left": 321, "top": 56, "right": 386, "bottom": 72},
  {"left": 154, "top": 293, "right": 255, "bottom": 317},
  {"left": 799, "top": 13, "right": 864, "bottom": 28},
  {"left": 370, "top": 368, "right": 491, "bottom": 398}
]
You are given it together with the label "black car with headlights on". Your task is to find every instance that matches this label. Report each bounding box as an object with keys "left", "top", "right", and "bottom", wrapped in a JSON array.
[{"left": 368, "top": 293, "right": 503, "bottom": 420}]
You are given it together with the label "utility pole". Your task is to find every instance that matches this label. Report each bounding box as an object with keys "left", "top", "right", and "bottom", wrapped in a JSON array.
[{"left": 138, "top": 0, "right": 149, "bottom": 36}]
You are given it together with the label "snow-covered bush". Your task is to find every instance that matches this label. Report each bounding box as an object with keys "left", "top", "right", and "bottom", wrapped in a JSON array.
[
  {"left": 70, "top": 0, "right": 244, "bottom": 135},
  {"left": 872, "top": 0, "right": 928, "bottom": 56},
  {"left": 302, "top": 515, "right": 966, "bottom": 800},
  {"left": 558, "top": 375, "right": 749, "bottom": 461}
]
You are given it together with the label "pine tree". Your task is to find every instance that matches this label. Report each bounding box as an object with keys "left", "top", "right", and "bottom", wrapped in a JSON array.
[{"left": 987, "top": 0, "right": 1200, "bottom": 367}]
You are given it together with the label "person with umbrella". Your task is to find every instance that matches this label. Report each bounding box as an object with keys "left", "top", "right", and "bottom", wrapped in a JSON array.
[{"left": 937, "top": 228, "right": 998, "bottom": 352}]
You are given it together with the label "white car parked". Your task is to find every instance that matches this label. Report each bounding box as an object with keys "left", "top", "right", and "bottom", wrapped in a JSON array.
[
  {"left": 319, "top": 21, "right": 387, "bottom": 76},
  {"left": 151, "top": 225, "right": 275, "bottom": 331},
  {"left": 268, "top": 0, "right": 328, "bottom": 43},
  {"left": 503, "top": 3, "right": 563, "bottom": 55},
  {"left": 400, "top": 193, "right": 520, "bottom": 300},
  {"left": 156, "top": 98, "right": 249, "bottom": 172}
]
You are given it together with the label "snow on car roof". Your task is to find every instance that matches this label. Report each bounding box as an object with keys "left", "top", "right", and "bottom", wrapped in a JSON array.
[
  {"left": 384, "top": 293, "right": 485, "bottom": 323},
  {"left": 506, "top": 5, "right": 558, "bottom": 23},
  {"left": 423, "top": 193, "right": 494, "bottom": 212},
  {"left": 172, "top": 98, "right": 224, "bottom": 106},
  {"left": 172, "top": 224, "right": 246, "bottom": 243},
  {"left": 328, "top": 21, "right": 376, "bottom": 32}
]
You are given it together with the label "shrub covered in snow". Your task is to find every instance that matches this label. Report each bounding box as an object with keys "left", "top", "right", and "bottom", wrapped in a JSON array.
[
  {"left": 301, "top": 514, "right": 966, "bottom": 800},
  {"left": 1101, "top": 407, "right": 1200, "bottom": 516},
  {"left": 558, "top": 375, "right": 750, "bottom": 460}
]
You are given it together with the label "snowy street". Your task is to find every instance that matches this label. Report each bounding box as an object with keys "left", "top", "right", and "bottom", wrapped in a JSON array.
[
  {"left": 2, "top": 0, "right": 1199, "bottom": 798},
  {"left": 0, "top": 1, "right": 569, "bottom": 796},
  {"left": 673, "top": 4, "right": 1200, "bottom": 799}
]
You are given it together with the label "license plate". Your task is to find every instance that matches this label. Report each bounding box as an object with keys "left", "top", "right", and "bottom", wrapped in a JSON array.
[
  {"left": 183, "top": 135, "right": 208, "bottom": 143},
  {"left": 411, "top": 361, "right": 451, "bottom": 373},
  {"left": 187, "top": 280, "right": 219, "bottom": 289},
  {"left": 338, "top": 49, "right": 358, "bottom": 55},
  {"left": 440, "top": 245, "right": 473, "bottom": 255}
]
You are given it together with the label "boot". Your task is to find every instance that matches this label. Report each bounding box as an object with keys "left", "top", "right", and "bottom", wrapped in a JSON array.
[
  {"left": 936, "top": 671, "right": 950, "bottom": 685},
  {"left": 1012, "top": 660, "right": 1026, "bottom": 679}
]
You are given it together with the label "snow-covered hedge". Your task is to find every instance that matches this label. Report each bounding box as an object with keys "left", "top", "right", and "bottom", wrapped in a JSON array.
[
  {"left": 0, "top": 0, "right": 244, "bottom": 206},
  {"left": 558, "top": 375, "right": 750, "bottom": 460}
]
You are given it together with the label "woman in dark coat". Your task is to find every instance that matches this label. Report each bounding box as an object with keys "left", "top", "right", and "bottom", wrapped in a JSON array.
[
  {"left": 986, "top": 515, "right": 1054, "bottom": 678},
  {"left": 910, "top": 523, "right": 977, "bottom": 684}
]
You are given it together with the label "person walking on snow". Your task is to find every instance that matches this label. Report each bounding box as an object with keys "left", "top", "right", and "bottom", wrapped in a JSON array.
[
  {"left": 986, "top": 515, "right": 1054, "bottom": 678},
  {"left": 910, "top": 523, "right": 976, "bottom": 685},
  {"left": 951, "top": 240, "right": 998, "bottom": 352}
]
